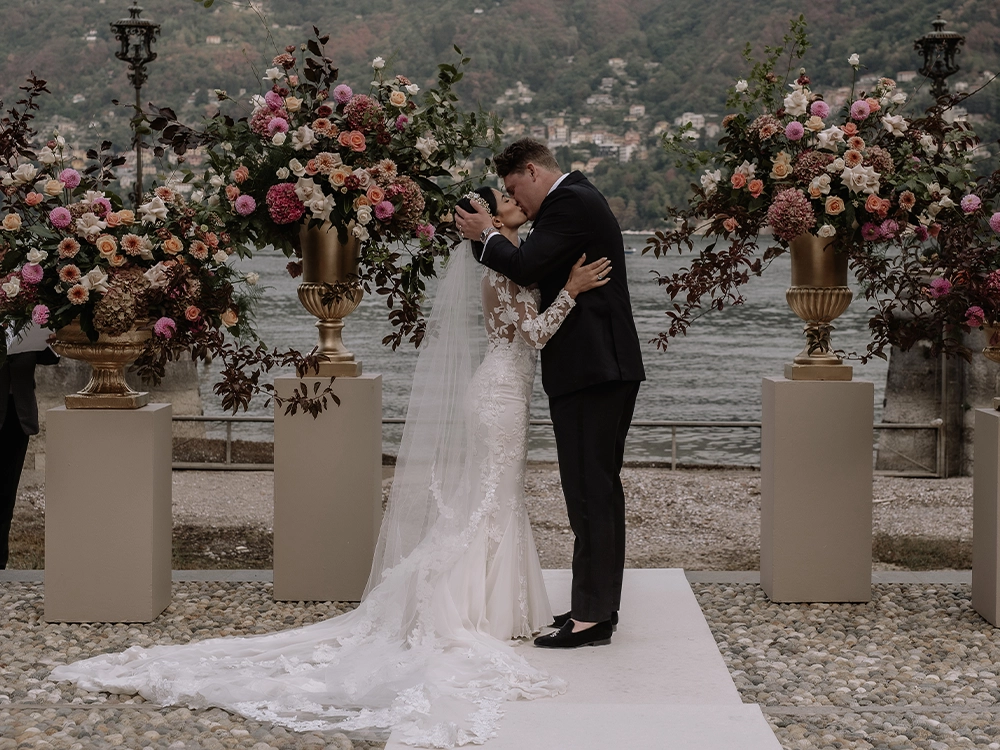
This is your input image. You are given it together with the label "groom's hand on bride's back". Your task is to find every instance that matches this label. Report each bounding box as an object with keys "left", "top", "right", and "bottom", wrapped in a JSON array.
[{"left": 564, "top": 255, "right": 611, "bottom": 299}]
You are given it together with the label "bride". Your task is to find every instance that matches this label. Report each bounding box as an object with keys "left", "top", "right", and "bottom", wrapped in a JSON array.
[{"left": 50, "top": 187, "right": 611, "bottom": 747}]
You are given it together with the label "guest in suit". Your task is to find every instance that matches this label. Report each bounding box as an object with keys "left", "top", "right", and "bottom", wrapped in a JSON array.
[{"left": 1, "top": 343, "right": 58, "bottom": 569}]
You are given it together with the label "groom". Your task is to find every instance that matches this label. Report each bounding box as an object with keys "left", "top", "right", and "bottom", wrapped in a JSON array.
[{"left": 456, "top": 139, "right": 645, "bottom": 648}]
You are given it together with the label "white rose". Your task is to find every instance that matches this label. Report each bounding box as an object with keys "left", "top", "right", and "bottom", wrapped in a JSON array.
[
  {"left": 294, "top": 177, "right": 320, "bottom": 203},
  {"left": 405, "top": 84, "right": 420, "bottom": 95},
  {"left": 221, "top": 142, "right": 233, "bottom": 152},
  {"left": 144, "top": 262, "right": 169, "bottom": 288},
  {"left": 213, "top": 250, "right": 229, "bottom": 264},
  {"left": 783, "top": 88, "right": 809, "bottom": 117},
  {"left": 354, "top": 168, "right": 372, "bottom": 189},
  {"left": 37, "top": 146, "right": 57, "bottom": 165},
  {"left": 26, "top": 248, "right": 47, "bottom": 263},
  {"left": 2, "top": 276, "right": 21, "bottom": 298},
  {"left": 81, "top": 268, "right": 109, "bottom": 294},
  {"left": 372, "top": 57, "right": 385, "bottom": 70},
  {"left": 276, "top": 167, "right": 290, "bottom": 180},
  {"left": 415, "top": 135, "right": 439, "bottom": 160},
  {"left": 305, "top": 194, "right": 334, "bottom": 223},
  {"left": 734, "top": 160, "right": 756, "bottom": 179},
  {"left": 207, "top": 195, "right": 220, "bottom": 207},
  {"left": 250, "top": 94, "right": 267, "bottom": 109},
  {"left": 290, "top": 126, "right": 317, "bottom": 152},
  {"left": 938, "top": 195, "right": 956, "bottom": 209},
  {"left": 271, "top": 132, "right": 287, "bottom": 146},
  {"left": 288, "top": 159, "right": 306, "bottom": 177},
  {"left": 284, "top": 96, "right": 303, "bottom": 113},
  {"left": 246, "top": 272, "right": 259, "bottom": 286},
  {"left": 55, "top": 135, "right": 66, "bottom": 147},
  {"left": 209, "top": 174, "right": 225, "bottom": 188},
  {"left": 138, "top": 196, "right": 168, "bottom": 224},
  {"left": 75, "top": 212, "right": 107, "bottom": 238},
  {"left": 809, "top": 174, "right": 832, "bottom": 196},
  {"left": 840, "top": 164, "right": 872, "bottom": 193},
  {"left": 734, "top": 79, "right": 748, "bottom": 93},
  {"left": 927, "top": 202, "right": 942, "bottom": 218},
  {"left": 353, "top": 224, "right": 370, "bottom": 241},
  {"left": 138, "top": 235, "right": 155, "bottom": 260},
  {"left": 12, "top": 164, "right": 38, "bottom": 185},
  {"left": 891, "top": 92, "right": 908, "bottom": 105},
  {"left": 848, "top": 54, "right": 860, "bottom": 67},
  {"left": 356, "top": 205, "right": 373, "bottom": 225},
  {"left": 263, "top": 67, "right": 284, "bottom": 82},
  {"left": 881, "top": 114, "right": 908, "bottom": 137},
  {"left": 920, "top": 134, "right": 936, "bottom": 153},
  {"left": 817, "top": 224, "right": 837, "bottom": 238},
  {"left": 827, "top": 157, "right": 846, "bottom": 173},
  {"left": 700, "top": 169, "right": 721, "bottom": 196},
  {"left": 190, "top": 190, "right": 204, "bottom": 203},
  {"left": 816, "top": 126, "right": 844, "bottom": 152}
]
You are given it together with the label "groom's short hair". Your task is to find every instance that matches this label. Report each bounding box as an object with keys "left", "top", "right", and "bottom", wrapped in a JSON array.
[{"left": 493, "top": 138, "right": 561, "bottom": 177}]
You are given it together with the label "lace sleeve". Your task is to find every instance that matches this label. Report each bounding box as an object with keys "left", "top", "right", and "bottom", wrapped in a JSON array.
[{"left": 505, "top": 278, "right": 576, "bottom": 350}]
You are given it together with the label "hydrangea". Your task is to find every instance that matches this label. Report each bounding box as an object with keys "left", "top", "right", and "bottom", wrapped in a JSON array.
[
  {"left": 766, "top": 188, "right": 815, "bottom": 242},
  {"left": 265, "top": 183, "right": 305, "bottom": 224},
  {"left": 864, "top": 146, "right": 894, "bottom": 177},
  {"left": 344, "top": 94, "right": 385, "bottom": 132},
  {"left": 793, "top": 150, "right": 834, "bottom": 186}
]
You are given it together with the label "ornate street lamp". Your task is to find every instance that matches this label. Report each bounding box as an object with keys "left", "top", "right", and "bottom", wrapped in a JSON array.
[
  {"left": 110, "top": 1, "right": 160, "bottom": 207},
  {"left": 913, "top": 14, "right": 965, "bottom": 100}
]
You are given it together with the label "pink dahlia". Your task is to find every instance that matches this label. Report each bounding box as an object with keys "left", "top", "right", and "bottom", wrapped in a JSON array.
[
  {"left": 961, "top": 194, "right": 982, "bottom": 214},
  {"left": 784, "top": 121, "right": 805, "bottom": 141},
  {"left": 234, "top": 194, "right": 257, "bottom": 216},
  {"left": 266, "top": 183, "right": 305, "bottom": 224},
  {"left": 58, "top": 168, "right": 81, "bottom": 189},
  {"left": 374, "top": 200, "right": 395, "bottom": 221},
  {"left": 879, "top": 219, "right": 899, "bottom": 239},
  {"left": 416, "top": 223, "right": 435, "bottom": 241},
  {"left": 31, "top": 304, "right": 49, "bottom": 325},
  {"left": 333, "top": 84, "right": 353, "bottom": 105},
  {"left": 928, "top": 277, "right": 951, "bottom": 298},
  {"left": 809, "top": 100, "right": 830, "bottom": 119},
  {"left": 49, "top": 206, "right": 72, "bottom": 228},
  {"left": 966, "top": 306, "right": 986, "bottom": 328},
  {"left": 990, "top": 212, "right": 1000, "bottom": 234},
  {"left": 153, "top": 316, "right": 176, "bottom": 338},
  {"left": 267, "top": 117, "right": 290, "bottom": 135},
  {"left": 21, "top": 263, "right": 43, "bottom": 284},
  {"left": 850, "top": 100, "right": 871, "bottom": 121},
  {"left": 766, "top": 188, "right": 815, "bottom": 242}
]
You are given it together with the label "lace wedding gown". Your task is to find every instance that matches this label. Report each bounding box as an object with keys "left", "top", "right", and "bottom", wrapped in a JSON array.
[{"left": 51, "top": 259, "right": 576, "bottom": 748}]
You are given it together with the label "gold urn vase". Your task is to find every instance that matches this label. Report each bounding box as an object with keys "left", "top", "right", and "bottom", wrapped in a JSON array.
[
  {"left": 784, "top": 233, "right": 854, "bottom": 381},
  {"left": 297, "top": 222, "right": 364, "bottom": 377},
  {"left": 983, "top": 324, "right": 1000, "bottom": 409},
  {"left": 51, "top": 320, "right": 151, "bottom": 409}
]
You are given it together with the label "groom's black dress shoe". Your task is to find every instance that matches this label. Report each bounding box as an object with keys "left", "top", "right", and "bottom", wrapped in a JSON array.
[
  {"left": 534, "top": 619, "right": 613, "bottom": 648},
  {"left": 551, "top": 610, "right": 618, "bottom": 631}
]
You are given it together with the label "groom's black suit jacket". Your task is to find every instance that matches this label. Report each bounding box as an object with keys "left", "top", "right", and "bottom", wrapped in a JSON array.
[{"left": 477, "top": 171, "right": 645, "bottom": 397}]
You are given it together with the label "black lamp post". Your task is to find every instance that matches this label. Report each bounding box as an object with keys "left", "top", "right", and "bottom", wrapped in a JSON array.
[
  {"left": 111, "top": 1, "right": 160, "bottom": 207},
  {"left": 913, "top": 14, "right": 965, "bottom": 100}
]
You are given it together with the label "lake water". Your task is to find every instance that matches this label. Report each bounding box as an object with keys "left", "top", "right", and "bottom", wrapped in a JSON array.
[{"left": 198, "top": 237, "right": 888, "bottom": 466}]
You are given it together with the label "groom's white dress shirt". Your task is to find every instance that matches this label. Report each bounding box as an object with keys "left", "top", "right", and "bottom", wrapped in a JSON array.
[{"left": 479, "top": 173, "right": 568, "bottom": 260}]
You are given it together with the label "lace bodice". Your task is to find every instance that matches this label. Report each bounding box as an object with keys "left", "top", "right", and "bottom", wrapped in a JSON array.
[{"left": 482, "top": 269, "right": 575, "bottom": 351}]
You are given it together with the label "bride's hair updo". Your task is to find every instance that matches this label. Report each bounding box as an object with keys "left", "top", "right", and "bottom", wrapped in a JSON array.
[{"left": 457, "top": 187, "right": 498, "bottom": 255}]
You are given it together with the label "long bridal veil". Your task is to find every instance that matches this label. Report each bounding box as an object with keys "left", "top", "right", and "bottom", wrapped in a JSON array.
[{"left": 50, "top": 242, "right": 564, "bottom": 748}]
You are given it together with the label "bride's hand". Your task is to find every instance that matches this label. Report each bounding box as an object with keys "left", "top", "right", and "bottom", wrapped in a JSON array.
[{"left": 564, "top": 255, "right": 611, "bottom": 299}]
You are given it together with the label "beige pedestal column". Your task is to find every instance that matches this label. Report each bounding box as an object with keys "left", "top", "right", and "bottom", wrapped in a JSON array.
[
  {"left": 973, "top": 408, "right": 1000, "bottom": 625},
  {"left": 273, "top": 374, "right": 382, "bottom": 602},
  {"left": 44, "top": 404, "right": 172, "bottom": 622},
  {"left": 760, "top": 377, "right": 873, "bottom": 603}
]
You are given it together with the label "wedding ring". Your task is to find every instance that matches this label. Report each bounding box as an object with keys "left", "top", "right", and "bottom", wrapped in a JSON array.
[{"left": 597, "top": 274, "right": 603, "bottom": 280}]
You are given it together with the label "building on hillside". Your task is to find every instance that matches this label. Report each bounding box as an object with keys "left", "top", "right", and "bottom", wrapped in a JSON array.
[
  {"left": 629, "top": 104, "right": 646, "bottom": 118},
  {"left": 495, "top": 81, "right": 535, "bottom": 106},
  {"left": 584, "top": 157, "right": 605, "bottom": 173},
  {"left": 571, "top": 160, "right": 587, "bottom": 173},
  {"left": 608, "top": 58, "right": 627, "bottom": 75},
  {"left": 206, "top": 36, "right": 222, "bottom": 44},
  {"left": 619, "top": 144, "right": 638, "bottom": 163},
  {"left": 704, "top": 121, "right": 721, "bottom": 140},
  {"left": 530, "top": 125, "right": 547, "bottom": 140},
  {"left": 578, "top": 116, "right": 592, "bottom": 126},
  {"left": 674, "top": 112, "right": 705, "bottom": 131},
  {"left": 586, "top": 93, "right": 614, "bottom": 107},
  {"left": 652, "top": 121, "right": 670, "bottom": 136},
  {"left": 600, "top": 77, "right": 616, "bottom": 92},
  {"left": 897, "top": 70, "right": 918, "bottom": 83},
  {"left": 85, "top": 29, "right": 98, "bottom": 42},
  {"left": 570, "top": 130, "right": 594, "bottom": 144}
]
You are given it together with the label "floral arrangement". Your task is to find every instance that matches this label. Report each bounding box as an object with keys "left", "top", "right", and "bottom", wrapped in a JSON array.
[
  {"left": 644, "top": 17, "right": 982, "bottom": 360},
  {"left": 147, "top": 28, "right": 499, "bottom": 347}
]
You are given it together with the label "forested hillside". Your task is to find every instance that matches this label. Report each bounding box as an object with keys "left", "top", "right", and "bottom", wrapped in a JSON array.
[{"left": 3, "top": 0, "right": 999, "bottom": 228}]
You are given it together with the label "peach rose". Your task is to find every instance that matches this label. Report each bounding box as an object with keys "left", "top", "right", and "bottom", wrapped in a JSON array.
[
  {"left": 221, "top": 308, "right": 239, "bottom": 327},
  {"left": 109, "top": 253, "right": 126, "bottom": 267},
  {"left": 730, "top": 173, "right": 747, "bottom": 190},
  {"left": 338, "top": 131, "right": 352, "bottom": 148},
  {"left": 805, "top": 116, "right": 825, "bottom": 132},
  {"left": 864, "top": 193, "right": 883, "bottom": 215},
  {"left": 185, "top": 305, "right": 201, "bottom": 321},
  {"left": 24, "top": 192, "right": 44, "bottom": 206},
  {"left": 329, "top": 168, "right": 348, "bottom": 187},
  {"left": 722, "top": 217, "right": 739, "bottom": 232},
  {"left": 353, "top": 195, "right": 372, "bottom": 209},
  {"left": 44, "top": 179, "right": 62, "bottom": 197},
  {"left": 841, "top": 122, "right": 859, "bottom": 136},
  {"left": 118, "top": 209, "right": 135, "bottom": 226},
  {"left": 748, "top": 179, "right": 764, "bottom": 198},
  {"left": 389, "top": 90, "right": 407, "bottom": 108},
  {"left": 2, "top": 213, "right": 22, "bottom": 231},
  {"left": 95, "top": 234, "right": 117, "bottom": 255},
  {"left": 366, "top": 185, "right": 386, "bottom": 203},
  {"left": 348, "top": 131, "right": 366, "bottom": 152},
  {"left": 770, "top": 162, "right": 792, "bottom": 180},
  {"left": 163, "top": 235, "right": 184, "bottom": 255},
  {"left": 205, "top": 232, "right": 219, "bottom": 248},
  {"left": 305, "top": 159, "right": 319, "bottom": 176},
  {"left": 104, "top": 211, "right": 122, "bottom": 228},
  {"left": 225, "top": 184, "right": 241, "bottom": 202},
  {"left": 825, "top": 196, "right": 846, "bottom": 215},
  {"left": 865, "top": 97, "right": 881, "bottom": 113},
  {"left": 232, "top": 165, "right": 250, "bottom": 183}
]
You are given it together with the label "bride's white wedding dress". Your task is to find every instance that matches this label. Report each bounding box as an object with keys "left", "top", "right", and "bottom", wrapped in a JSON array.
[{"left": 50, "top": 249, "right": 576, "bottom": 748}]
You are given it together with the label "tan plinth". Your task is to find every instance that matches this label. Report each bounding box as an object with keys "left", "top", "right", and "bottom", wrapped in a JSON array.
[
  {"left": 783, "top": 363, "right": 854, "bottom": 381},
  {"left": 973, "top": 409, "right": 1000, "bottom": 625},
  {"left": 761, "top": 377, "right": 874, "bottom": 603},
  {"left": 273, "top": 374, "right": 382, "bottom": 602},
  {"left": 44, "top": 404, "right": 172, "bottom": 622}
]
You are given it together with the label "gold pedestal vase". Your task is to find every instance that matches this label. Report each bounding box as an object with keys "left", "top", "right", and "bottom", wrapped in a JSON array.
[
  {"left": 51, "top": 321, "right": 151, "bottom": 409},
  {"left": 784, "top": 233, "right": 854, "bottom": 381},
  {"left": 983, "top": 324, "right": 1000, "bottom": 409},
  {"left": 297, "top": 222, "right": 364, "bottom": 377}
]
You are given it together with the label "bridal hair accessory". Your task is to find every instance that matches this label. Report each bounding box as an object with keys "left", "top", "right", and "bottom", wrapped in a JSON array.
[{"left": 462, "top": 191, "right": 493, "bottom": 215}]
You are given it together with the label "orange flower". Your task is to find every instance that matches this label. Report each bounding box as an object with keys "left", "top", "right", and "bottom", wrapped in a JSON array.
[
  {"left": 825, "top": 196, "right": 846, "bottom": 215},
  {"left": 185, "top": 305, "right": 201, "bottom": 321},
  {"left": 162, "top": 235, "right": 184, "bottom": 255},
  {"left": 118, "top": 209, "right": 135, "bottom": 226},
  {"left": 189, "top": 240, "right": 209, "bottom": 260},
  {"left": 121, "top": 234, "right": 143, "bottom": 256},
  {"left": 722, "top": 217, "right": 739, "bottom": 232},
  {"left": 865, "top": 194, "right": 883, "bottom": 215},
  {"left": 878, "top": 198, "right": 892, "bottom": 217},
  {"left": 899, "top": 190, "right": 916, "bottom": 210},
  {"left": 225, "top": 184, "right": 241, "bottom": 202},
  {"left": 95, "top": 234, "right": 117, "bottom": 256},
  {"left": 366, "top": 185, "right": 386, "bottom": 203},
  {"left": 305, "top": 160, "right": 319, "bottom": 176},
  {"left": 221, "top": 308, "right": 239, "bottom": 327},
  {"left": 842, "top": 122, "right": 859, "bottom": 137},
  {"left": 338, "top": 130, "right": 352, "bottom": 148},
  {"left": 67, "top": 283, "right": 89, "bottom": 304},
  {"left": 865, "top": 97, "right": 881, "bottom": 113},
  {"left": 847, "top": 136, "right": 866, "bottom": 151},
  {"left": 748, "top": 179, "right": 764, "bottom": 198},
  {"left": 59, "top": 264, "right": 81, "bottom": 283},
  {"left": 104, "top": 212, "right": 121, "bottom": 227},
  {"left": 24, "top": 192, "right": 44, "bottom": 206},
  {"left": 205, "top": 232, "right": 219, "bottom": 248},
  {"left": 348, "top": 131, "right": 367, "bottom": 152},
  {"left": 730, "top": 173, "right": 747, "bottom": 190},
  {"left": 232, "top": 165, "right": 250, "bottom": 183},
  {"left": 353, "top": 195, "right": 372, "bottom": 209},
  {"left": 58, "top": 238, "right": 81, "bottom": 258},
  {"left": 108, "top": 253, "right": 126, "bottom": 267}
]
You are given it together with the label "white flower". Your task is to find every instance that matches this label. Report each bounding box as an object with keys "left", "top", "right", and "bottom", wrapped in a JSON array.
[
  {"left": 250, "top": 94, "right": 267, "bottom": 109},
  {"left": 75, "top": 212, "right": 107, "bottom": 239},
  {"left": 817, "top": 224, "right": 837, "bottom": 238},
  {"left": 284, "top": 96, "right": 302, "bottom": 113},
  {"left": 209, "top": 174, "right": 225, "bottom": 188},
  {"left": 371, "top": 57, "right": 385, "bottom": 69},
  {"left": 138, "top": 235, "right": 155, "bottom": 260},
  {"left": 881, "top": 114, "right": 908, "bottom": 136},
  {"left": 356, "top": 205, "right": 373, "bottom": 225},
  {"left": 26, "top": 248, "right": 47, "bottom": 263},
  {"left": 37, "top": 146, "right": 57, "bottom": 165},
  {"left": 207, "top": 195, "right": 220, "bottom": 208},
  {"left": 305, "top": 194, "right": 334, "bottom": 223},
  {"left": 848, "top": 53, "right": 860, "bottom": 68},
  {"left": 353, "top": 224, "right": 370, "bottom": 241},
  {"left": 354, "top": 168, "right": 372, "bottom": 189},
  {"left": 213, "top": 250, "right": 229, "bottom": 265},
  {"left": 138, "top": 196, "right": 168, "bottom": 224},
  {"left": 144, "top": 262, "right": 170, "bottom": 289},
  {"left": 2, "top": 276, "right": 21, "bottom": 298},
  {"left": 11, "top": 164, "right": 38, "bottom": 185},
  {"left": 190, "top": 189, "right": 204, "bottom": 203},
  {"left": 827, "top": 157, "right": 846, "bottom": 173},
  {"left": 288, "top": 159, "right": 306, "bottom": 178},
  {"left": 734, "top": 160, "right": 756, "bottom": 179},
  {"left": 405, "top": 83, "right": 420, "bottom": 95},
  {"left": 294, "top": 177, "right": 320, "bottom": 203},
  {"left": 891, "top": 91, "right": 908, "bottom": 105},
  {"left": 81, "top": 190, "right": 105, "bottom": 207},
  {"left": 221, "top": 142, "right": 233, "bottom": 152},
  {"left": 700, "top": 169, "right": 722, "bottom": 196},
  {"left": 263, "top": 67, "right": 284, "bottom": 82},
  {"left": 81, "top": 268, "right": 109, "bottom": 294},
  {"left": 809, "top": 174, "right": 832, "bottom": 196},
  {"left": 783, "top": 87, "right": 809, "bottom": 117},
  {"left": 920, "top": 133, "right": 937, "bottom": 153},
  {"left": 938, "top": 194, "right": 956, "bottom": 209},
  {"left": 271, "top": 132, "right": 287, "bottom": 146},
  {"left": 55, "top": 135, "right": 66, "bottom": 147},
  {"left": 840, "top": 164, "right": 880, "bottom": 194},
  {"left": 276, "top": 167, "right": 290, "bottom": 180},
  {"left": 734, "top": 79, "right": 748, "bottom": 93},
  {"left": 816, "top": 126, "right": 845, "bottom": 152},
  {"left": 415, "top": 135, "right": 439, "bottom": 159},
  {"left": 246, "top": 272, "right": 259, "bottom": 286},
  {"left": 290, "top": 126, "right": 317, "bottom": 152}
]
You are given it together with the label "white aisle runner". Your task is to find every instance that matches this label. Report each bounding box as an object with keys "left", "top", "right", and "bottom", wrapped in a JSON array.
[{"left": 387, "top": 568, "right": 780, "bottom": 750}]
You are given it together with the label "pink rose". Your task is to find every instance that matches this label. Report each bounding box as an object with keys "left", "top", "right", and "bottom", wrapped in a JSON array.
[
  {"left": 265, "top": 90, "right": 284, "bottom": 111},
  {"left": 25, "top": 192, "right": 44, "bottom": 207}
]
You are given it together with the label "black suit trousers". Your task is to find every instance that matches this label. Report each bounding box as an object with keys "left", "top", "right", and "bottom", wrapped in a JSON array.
[
  {"left": 549, "top": 380, "right": 640, "bottom": 622},
  {"left": 1, "top": 394, "right": 30, "bottom": 569}
]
